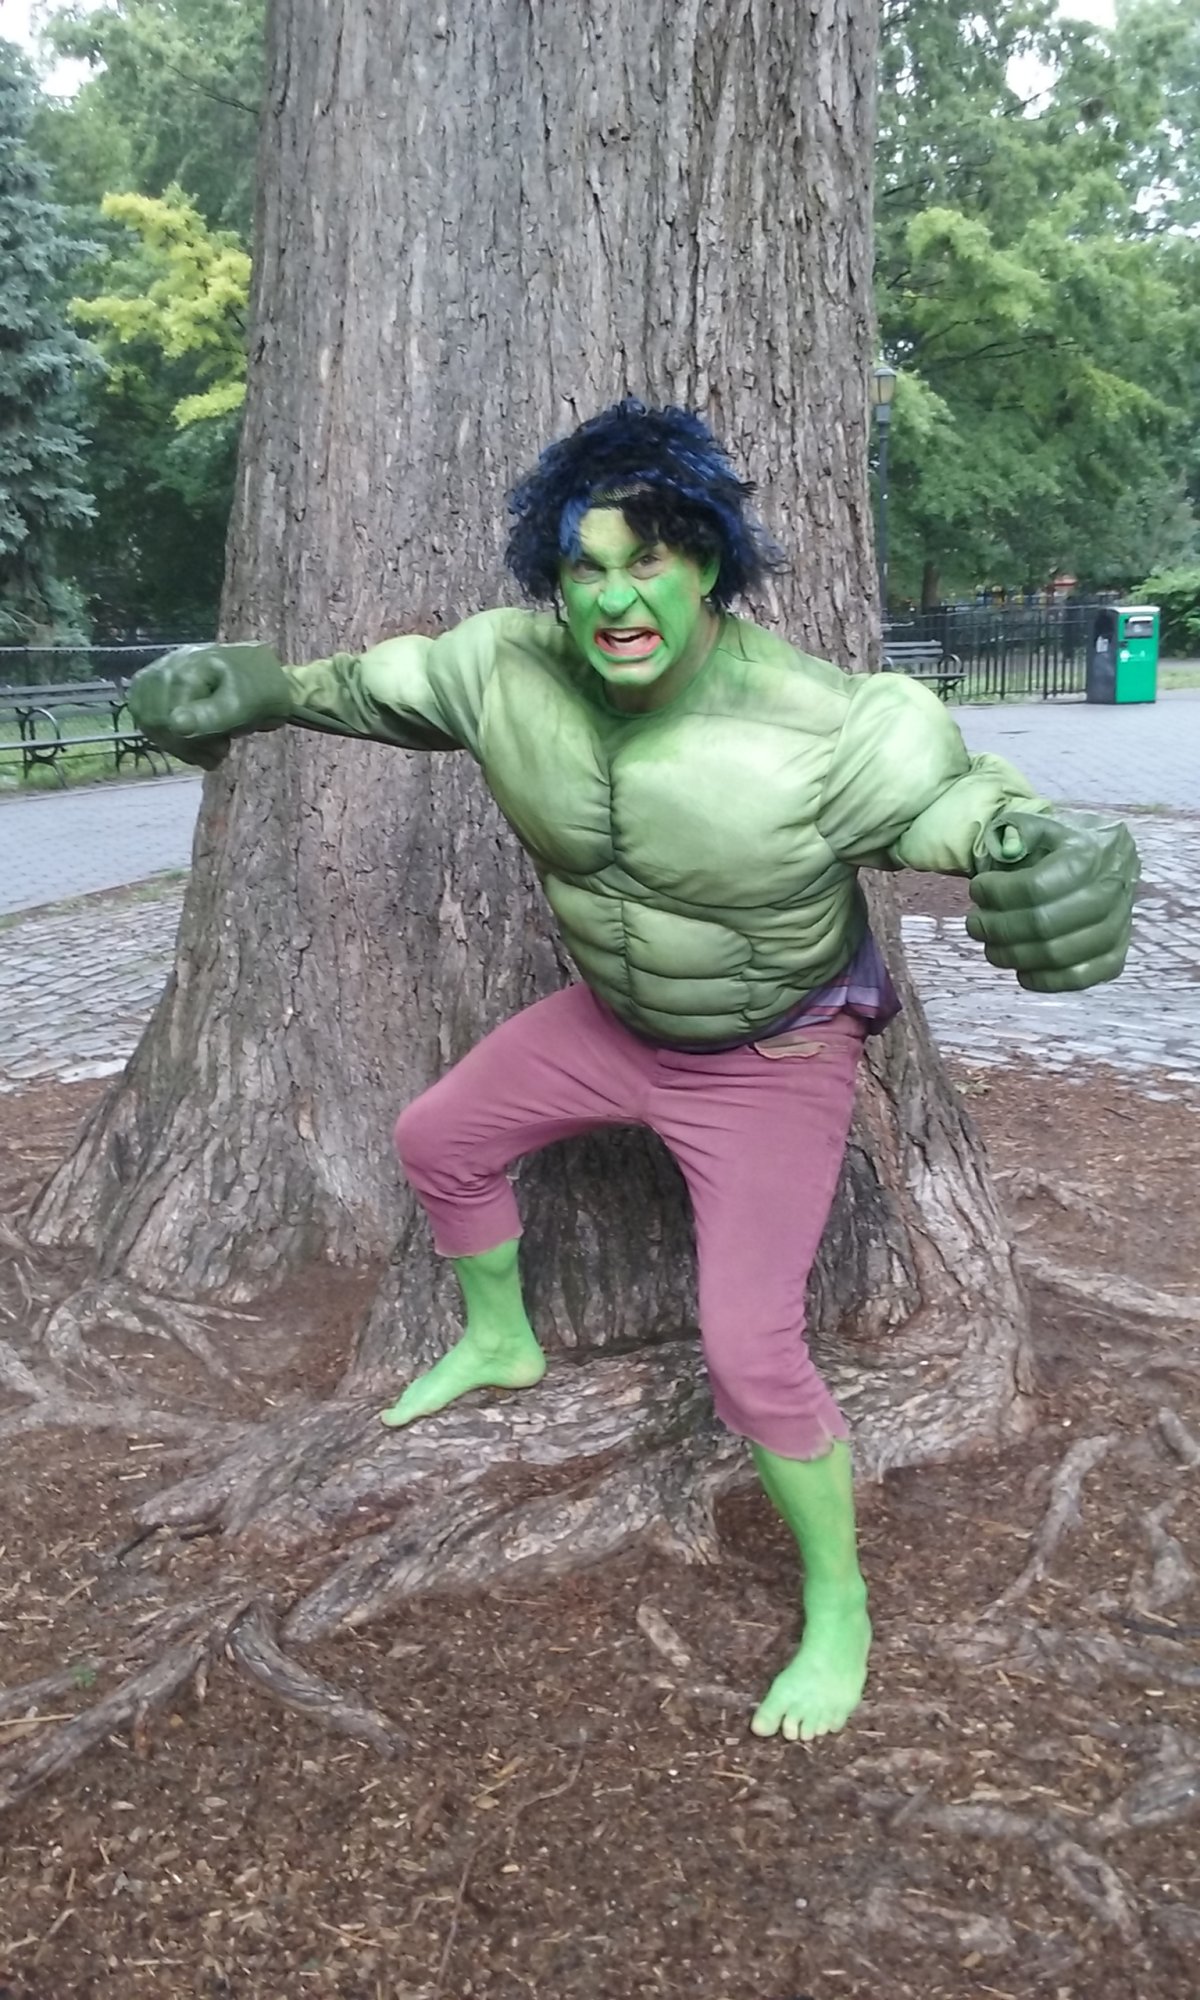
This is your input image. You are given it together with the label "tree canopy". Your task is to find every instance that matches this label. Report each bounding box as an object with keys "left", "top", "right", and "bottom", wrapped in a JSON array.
[
  {"left": 9, "top": 0, "right": 1200, "bottom": 629},
  {"left": 0, "top": 40, "right": 95, "bottom": 641},
  {"left": 24, "top": 0, "right": 262, "bottom": 637},
  {"left": 877, "top": 0, "right": 1200, "bottom": 605}
]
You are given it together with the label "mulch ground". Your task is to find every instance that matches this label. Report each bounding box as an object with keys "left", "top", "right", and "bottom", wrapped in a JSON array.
[{"left": 1, "top": 1050, "right": 1198, "bottom": 2000}]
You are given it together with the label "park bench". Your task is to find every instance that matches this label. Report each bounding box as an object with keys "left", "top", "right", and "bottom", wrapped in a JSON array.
[
  {"left": 0, "top": 678, "right": 167, "bottom": 785},
  {"left": 881, "top": 638, "right": 964, "bottom": 702}
]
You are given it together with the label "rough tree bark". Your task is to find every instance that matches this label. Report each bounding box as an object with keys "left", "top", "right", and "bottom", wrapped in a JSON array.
[{"left": 25, "top": 0, "right": 1031, "bottom": 1610}]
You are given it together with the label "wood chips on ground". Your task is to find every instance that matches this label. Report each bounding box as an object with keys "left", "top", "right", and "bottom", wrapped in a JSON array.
[{"left": 1, "top": 1054, "right": 1198, "bottom": 2000}]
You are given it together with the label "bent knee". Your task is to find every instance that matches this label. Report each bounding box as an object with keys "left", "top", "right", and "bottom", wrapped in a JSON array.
[{"left": 393, "top": 1088, "right": 446, "bottom": 1183}]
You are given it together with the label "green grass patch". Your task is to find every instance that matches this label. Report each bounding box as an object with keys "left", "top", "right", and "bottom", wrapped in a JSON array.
[{"left": 0, "top": 707, "right": 185, "bottom": 790}]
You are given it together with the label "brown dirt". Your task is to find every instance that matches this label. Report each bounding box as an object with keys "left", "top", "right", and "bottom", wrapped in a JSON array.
[{"left": 2, "top": 1065, "right": 1199, "bottom": 2000}]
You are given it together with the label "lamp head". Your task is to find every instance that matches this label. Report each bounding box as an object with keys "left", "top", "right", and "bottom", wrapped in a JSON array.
[{"left": 870, "top": 363, "right": 897, "bottom": 410}]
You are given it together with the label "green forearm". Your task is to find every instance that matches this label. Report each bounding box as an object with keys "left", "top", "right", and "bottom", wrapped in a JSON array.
[
  {"left": 888, "top": 757, "right": 1050, "bottom": 877},
  {"left": 285, "top": 650, "right": 458, "bottom": 749}
]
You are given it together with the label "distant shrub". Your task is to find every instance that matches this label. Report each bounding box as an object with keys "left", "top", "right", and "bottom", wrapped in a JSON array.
[{"left": 1135, "top": 567, "right": 1200, "bottom": 656}]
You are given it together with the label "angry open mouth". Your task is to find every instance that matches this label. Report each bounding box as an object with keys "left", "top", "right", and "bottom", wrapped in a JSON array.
[{"left": 595, "top": 627, "right": 662, "bottom": 661}]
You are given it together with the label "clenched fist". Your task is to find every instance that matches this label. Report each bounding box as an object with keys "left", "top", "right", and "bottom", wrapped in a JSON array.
[
  {"left": 126, "top": 642, "right": 295, "bottom": 770},
  {"left": 966, "top": 809, "right": 1139, "bottom": 993}
]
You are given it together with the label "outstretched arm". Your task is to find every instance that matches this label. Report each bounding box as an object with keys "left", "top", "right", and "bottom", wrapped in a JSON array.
[
  {"left": 817, "top": 673, "right": 1138, "bottom": 992},
  {"left": 127, "top": 610, "right": 506, "bottom": 768}
]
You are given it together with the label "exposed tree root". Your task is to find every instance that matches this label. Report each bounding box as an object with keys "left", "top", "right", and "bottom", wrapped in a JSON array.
[
  {"left": 0, "top": 1341, "right": 248, "bottom": 1446},
  {"left": 1158, "top": 1406, "right": 1200, "bottom": 1467},
  {"left": 0, "top": 1600, "right": 248, "bottom": 1817},
  {"left": 825, "top": 1880, "right": 1015, "bottom": 1958},
  {"left": 995, "top": 1168, "right": 1100, "bottom": 1219},
  {"left": 0, "top": 1592, "right": 409, "bottom": 1818},
  {"left": 1093, "top": 1728, "right": 1200, "bottom": 1837},
  {"left": 892, "top": 1797, "right": 1141, "bottom": 1941},
  {"left": 1020, "top": 1255, "right": 1200, "bottom": 1339},
  {"left": 38, "top": 1279, "right": 254, "bottom": 1385},
  {"left": 941, "top": 1615, "right": 1200, "bottom": 1691},
  {"left": 1131, "top": 1498, "right": 1194, "bottom": 1615},
  {"left": 1045, "top": 1839, "right": 1142, "bottom": 1943},
  {"left": 0, "top": 1663, "right": 107, "bottom": 1724},
  {"left": 0, "top": 1338, "right": 49, "bottom": 1402},
  {"left": 0, "top": 1212, "right": 30, "bottom": 1258},
  {"left": 286, "top": 1444, "right": 725, "bottom": 1644},
  {"left": 981, "top": 1432, "right": 1116, "bottom": 1618},
  {"left": 134, "top": 1345, "right": 725, "bottom": 1545},
  {"left": 225, "top": 1601, "right": 401, "bottom": 1755}
]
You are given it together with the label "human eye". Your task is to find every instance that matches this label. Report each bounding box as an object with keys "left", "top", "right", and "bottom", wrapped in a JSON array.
[
  {"left": 631, "top": 547, "right": 668, "bottom": 577},
  {"left": 567, "top": 556, "right": 602, "bottom": 582}
]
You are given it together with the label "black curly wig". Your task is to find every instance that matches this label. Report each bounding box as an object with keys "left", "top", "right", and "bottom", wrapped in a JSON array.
[{"left": 504, "top": 399, "right": 784, "bottom": 610}]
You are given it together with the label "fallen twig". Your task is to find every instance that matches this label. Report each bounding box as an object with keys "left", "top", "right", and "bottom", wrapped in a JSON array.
[
  {"left": 636, "top": 1601, "right": 694, "bottom": 1672},
  {"left": 649, "top": 1674, "right": 755, "bottom": 1713}
]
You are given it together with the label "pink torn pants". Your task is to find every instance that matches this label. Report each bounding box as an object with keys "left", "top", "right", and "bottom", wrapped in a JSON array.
[{"left": 393, "top": 984, "right": 866, "bottom": 1461}]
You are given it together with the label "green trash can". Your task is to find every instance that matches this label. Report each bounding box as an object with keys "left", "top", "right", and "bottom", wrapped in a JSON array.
[{"left": 1086, "top": 604, "right": 1159, "bottom": 704}]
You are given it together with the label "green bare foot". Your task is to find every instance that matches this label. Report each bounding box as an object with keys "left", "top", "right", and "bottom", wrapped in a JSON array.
[
  {"left": 379, "top": 1327, "right": 547, "bottom": 1428},
  {"left": 750, "top": 1579, "right": 871, "bottom": 1744}
]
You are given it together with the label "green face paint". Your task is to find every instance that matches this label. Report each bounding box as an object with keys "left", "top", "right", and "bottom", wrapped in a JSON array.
[{"left": 558, "top": 508, "right": 721, "bottom": 712}]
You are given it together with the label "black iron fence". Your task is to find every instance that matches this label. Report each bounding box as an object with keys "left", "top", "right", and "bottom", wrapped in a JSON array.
[
  {"left": 0, "top": 641, "right": 192, "bottom": 689},
  {"left": 0, "top": 611, "right": 1107, "bottom": 709},
  {"left": 885, "top": 601, "right": 1099, "bottom": 701}
]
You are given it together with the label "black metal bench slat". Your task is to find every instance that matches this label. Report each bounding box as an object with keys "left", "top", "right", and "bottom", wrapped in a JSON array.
[
  {"left": 0, "top": 678, "right": 165, "bottom": 785},
  {"left": 881, "top": 639, "right": 964, "bottom": 702}
]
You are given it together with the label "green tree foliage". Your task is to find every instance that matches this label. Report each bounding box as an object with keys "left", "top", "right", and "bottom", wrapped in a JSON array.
[
  {"left": 0, "top": 40, "right": 95, "bottom": 642},
  {"left": 28, "top": 0, "right": 265, "bottom": 637},
  {"left": 42, "top": 0, "right": 264, "bottom": 232},
  {"left": 1133, "top": 564, "right": 1200, "bottom": 653},
  {"left": 17, "top": 0, "right": 1200, "bottom": 628},
  {"left": 71, "top": 188, "right": 249, "bottom": 425},
  {"left": 876, "top": 0, "right": 1200, "bottom": 605}
]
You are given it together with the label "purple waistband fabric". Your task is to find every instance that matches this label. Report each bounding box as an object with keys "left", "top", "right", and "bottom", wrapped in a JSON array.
[{"left": 779, "top": 928, "right": 901, "bottom": 1036}]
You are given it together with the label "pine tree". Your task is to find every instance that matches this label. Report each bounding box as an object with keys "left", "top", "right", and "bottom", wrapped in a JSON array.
[{"left": 0, "top": 41, "right": 94, "bottom": 640}]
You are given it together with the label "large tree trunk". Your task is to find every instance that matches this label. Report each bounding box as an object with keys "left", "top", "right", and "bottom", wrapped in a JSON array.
[{"left": 28, "top": 0, "right": 1030, "bottom": 1579}]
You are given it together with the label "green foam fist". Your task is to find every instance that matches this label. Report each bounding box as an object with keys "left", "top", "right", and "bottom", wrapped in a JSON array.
[
  {"left": 966, "top": 808, "right": 1139, "bottom": 993},
  {"left": 126, "top": 642, "right": 295, "bottom": 770}
]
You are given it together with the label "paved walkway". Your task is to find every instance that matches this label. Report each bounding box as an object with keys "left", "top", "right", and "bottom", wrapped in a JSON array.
[
  {"left": 950, "top": 689, "right": 1200, "bottom": 814},
  {"left": 1, "top": 888, "right": 183, "bottom": 1088},
  {"left": 0, "top": 774, "right": 201, "bottom": 916}
]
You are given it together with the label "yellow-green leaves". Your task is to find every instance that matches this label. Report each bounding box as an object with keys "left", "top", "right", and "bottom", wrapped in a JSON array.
[{"left": 70, "top": 186, "right": 249, "bottom": 429}]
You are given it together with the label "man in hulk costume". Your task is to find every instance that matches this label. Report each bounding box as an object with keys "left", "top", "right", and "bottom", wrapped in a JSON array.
[{"left": 129, "top": 402, "right": 1137, "bottom": 1745}]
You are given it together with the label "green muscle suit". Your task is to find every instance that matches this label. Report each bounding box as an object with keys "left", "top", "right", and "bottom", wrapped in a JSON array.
[{"left": 128, "top": 609, "right": 1138, "bottom": 1025}]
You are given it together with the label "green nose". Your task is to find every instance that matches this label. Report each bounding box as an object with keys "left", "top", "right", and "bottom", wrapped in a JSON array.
[{"left": 596, "top": 582, "right": 637, "bottom": 618}]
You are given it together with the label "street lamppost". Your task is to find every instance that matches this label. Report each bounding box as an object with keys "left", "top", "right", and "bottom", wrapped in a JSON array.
[{"left": 870, "top": 362, "right": 897, "bottom": 616}]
